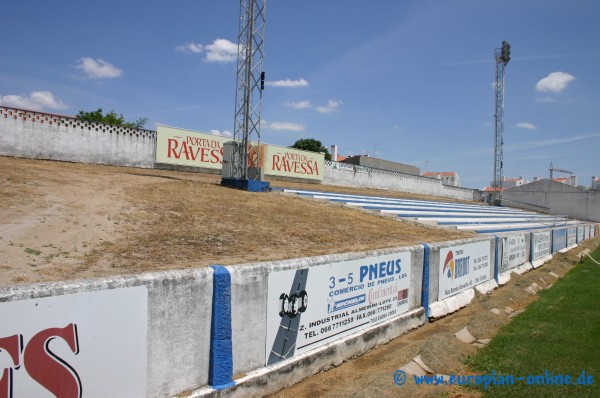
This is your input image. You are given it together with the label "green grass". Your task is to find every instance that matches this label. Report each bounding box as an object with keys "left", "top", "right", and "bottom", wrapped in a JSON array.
[{"left": 466, "top": 246, "right": 600, "bottom": 398}]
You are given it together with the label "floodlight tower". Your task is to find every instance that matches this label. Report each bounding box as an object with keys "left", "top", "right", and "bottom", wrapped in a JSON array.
[
  {"left": 491, "top": 40, "right": 511, "bottom": 205},
  {"left": 221, "top": 0, "right": 269, "bottom": 191}
]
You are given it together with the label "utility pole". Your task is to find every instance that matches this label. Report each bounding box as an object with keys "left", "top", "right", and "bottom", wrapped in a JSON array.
[
  {"left": 222, "top": 0, "right": 269, "bottom": 191},
  {"left": 492, "top": 40, "right": 511, "bottom": 205}
]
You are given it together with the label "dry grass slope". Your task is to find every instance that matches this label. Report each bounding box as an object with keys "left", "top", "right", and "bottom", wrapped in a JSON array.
[{"left": 0, "top": 156, "right": 473, "bottom": 286}]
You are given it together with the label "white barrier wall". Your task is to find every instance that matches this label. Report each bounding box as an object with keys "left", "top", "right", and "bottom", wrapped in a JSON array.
[
  {"left": 0, "top": 107, "right": 156, "bottom": 168},
  {"left": 323, "top": 161, "right": 479, "bottom": 201},
  {"left": 495, "top": 232, "right": 532, "bottom": 284},
  {"left": 0, "top": 269, "right": 213, "bottom": 398},
  {"left": 227, "top": 246, "right": 425, "bottom": 376},
  {"left": 424, "top": 237, "right": 496, "bottom": 318}
]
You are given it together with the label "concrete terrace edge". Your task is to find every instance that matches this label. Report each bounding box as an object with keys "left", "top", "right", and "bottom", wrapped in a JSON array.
[{"left": 187, "top": 307, "right": 426, "bottom": 398}]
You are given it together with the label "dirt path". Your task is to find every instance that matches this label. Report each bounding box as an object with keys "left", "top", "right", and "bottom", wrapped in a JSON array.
[
  {"left": 0, "top": 156, "right": 473, "bottom": 286},
  {"left": 270, "top": 238, "right": 599, "bottom": 398}
]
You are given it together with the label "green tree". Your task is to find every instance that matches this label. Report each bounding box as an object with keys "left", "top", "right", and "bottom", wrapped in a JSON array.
[
  {"left": 76, "top": 108, "right": 148, "bottom": 129},
  {"left": 290, "top": 138, "right": 332, "bottom": 161}
]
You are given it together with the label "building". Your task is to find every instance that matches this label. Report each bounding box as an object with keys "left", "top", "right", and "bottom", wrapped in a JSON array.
[
  {"left": 501, "top": 176, "right": 527, "bottom": 189},
  {"left": 341, "top": 155, "right": 420, "bottom": 176},
  {"left": 422, "top": 171, "right": 461, "bottom": 187},
  {"left": 593, "top": 176, "right": 600, "bottom": 190},
  {"left": 531, "top": 175, "right": 578, "bottom": 187},
  {"left": 503, "top": 179, "right": 600, "bottom": 222}
]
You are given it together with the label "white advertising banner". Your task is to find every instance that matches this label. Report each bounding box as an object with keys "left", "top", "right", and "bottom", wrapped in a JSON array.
[
  {"left": 262, "top": 144, "right": 324, "bottom": 181},
  {"left": 265, "top": 252, "right": 412, "bottom": 365},
  {"left": 438, "top": 241, "right": 491, "bottom": 301},
  {"left": 156, "top": 124, "right": 228, "bottom": 168},
  {"left": 584, "top": 225, "right": 591, "bottom": 240},
  {"left": 500, "top": 234, "right": 528, "bottom": 273},
  {"left": 532, "top": 231, "right": 552, "bottom": 262},
  {"left": 0, "top": 286, "right": 148, "bottom": 398},
  {"left": 577, "top": 226, "right": 584, "bottom": 243},
  {"left": 567, "top": 227, "right": 577, "bottom": 247}
]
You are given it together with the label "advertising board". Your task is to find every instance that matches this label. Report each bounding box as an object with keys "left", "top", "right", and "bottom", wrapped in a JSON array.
[
  {"left": 266, "top": 252, "right": 411, "bottom": 365},
  {"left": 261, "top": 144, "right": 324, "bottom": 181},
  {"left": 438, "top": 240, "right": 491, "bottom": 301},
  {"left": 531, "top": 230, "right": 552, "bottom": 263},
  {"left": 156, "top": 124, "right": 228, "bottom": 169},
  {"left": 552, "top": 228, "right": 567, "bottom": 253},
  {"left": 499, "top": 234, "right": 528, "bottom": 273},
  {"left": 567, "top": 227, "right": 577, "bottom": 247},
  {"left": 0, "top": 286, "right": 148, "bottom": 397}
]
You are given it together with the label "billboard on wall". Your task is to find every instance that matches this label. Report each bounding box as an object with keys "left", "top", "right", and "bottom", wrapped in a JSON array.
[
  {"left": 261, "top": 144, "right": 324, "bottom": 181},
  {"left": 552, "top": 228, "right": 567, "bottom": 252},
  {"left": 438, "top": 241, "right": 491, "bottom": 301},
  {"left": 584, "top": 225, "right": 591, "bottom": 240},
  {"left": 0, "top": 286, "right": 147, "bottom": 397},
  {"left": 156, "top": 124, "right": 228, "bottom": 168},
  {"left": 500, "top": 234, "right": 528, "bottom": 273},
  {"left": 577, "top": 226, "right": 584, "bottom": 243},
  {"left": 532, "top": 230, "right": 552, "bottom": 263},
  {"left": 266, "top": 252, "right": 412, "bottom": 365},
  {"left": 567, "top": 227, "right": 577, "bottom": 247},
  {"left": 155, "top": 125, "right": 324, "bottom": 181}
]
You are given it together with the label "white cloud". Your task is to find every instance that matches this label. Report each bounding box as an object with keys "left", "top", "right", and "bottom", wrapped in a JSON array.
[
  {"left": 210, "top": 129, "right": 233, "bottom": 137},
  {"left": 175, "top": 38, "right": 238, "bottom": 63},
  {"left": 535, "top": 71, "right": 575, "bottom": 93},
  {"left": 490, "top": 81, "right": 497, "bottom": 90},
  {"left": 205, "top": 39, "right": 238, "bottom": 63},
  {"left": 75, "top": 57, "right": 123, "bottom": 79},
  {"left": 176, "top": 42, "right": 203, "bottom": 53},
  {"left": 316, "top": 100, "right": 342, "bottom": 114},
  {"left": 285, "top": 100, "right": 312, "bottom": 110},
  {"left": 263, "top": 120, "right": 305, "bottom": 131},
  {"left": 266, "top": 79, "right": 309, "bottom": 88},
  {"left": 0, "top": 91, "right": 68, "bottom": 111},
  {"left": 515, "top": 122, "right": 537, "bottom": 130}
]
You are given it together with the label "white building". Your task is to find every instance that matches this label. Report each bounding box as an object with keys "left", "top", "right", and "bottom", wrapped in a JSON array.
[{"left": 422, "top": 171, "right": 461, "bottom": 187}]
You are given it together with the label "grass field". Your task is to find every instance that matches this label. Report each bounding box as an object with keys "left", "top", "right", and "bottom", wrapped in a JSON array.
[{"left": 466, "top": 246, "right": 600, "bottom": 397}]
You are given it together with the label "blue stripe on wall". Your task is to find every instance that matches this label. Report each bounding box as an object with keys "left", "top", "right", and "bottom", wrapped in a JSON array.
[{"left": 209, "top": 265, "right": 235, "bottom": 389}]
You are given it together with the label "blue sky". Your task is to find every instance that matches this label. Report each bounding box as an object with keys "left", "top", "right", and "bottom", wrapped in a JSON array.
[{"left": 1, "top": 0, "right": 599, "bottom": 189}]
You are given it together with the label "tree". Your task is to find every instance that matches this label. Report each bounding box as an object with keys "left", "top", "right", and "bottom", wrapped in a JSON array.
[
  {"left": 76, "top": 108, "right": 148, "bottom": 129},
  {"left": 290, "top": 138, "right": 332, "bottom": 161}
]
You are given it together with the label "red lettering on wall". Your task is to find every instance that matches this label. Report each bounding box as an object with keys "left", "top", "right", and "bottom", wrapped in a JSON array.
[
  {"left": 23, "top": 324, "right": 81, "bottom": 398},
  {"left": 0, "top": 335, "right": 22, "bottom": 398},
  {"left": 167, "top": 139, "right": 180, "bottom": 159}
]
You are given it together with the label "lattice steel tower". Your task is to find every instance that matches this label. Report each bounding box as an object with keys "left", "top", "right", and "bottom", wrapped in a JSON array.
[
  {"left": 227, "top": 0, "right": 267, "bottom": 181},
  {"left": 492, "top": 41, "right": 511, "bottom": 205}
]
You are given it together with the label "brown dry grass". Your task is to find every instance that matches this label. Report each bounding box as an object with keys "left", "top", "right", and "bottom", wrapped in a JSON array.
[{"left": 0, "top": 156, "right": 473, "bottom": 285}]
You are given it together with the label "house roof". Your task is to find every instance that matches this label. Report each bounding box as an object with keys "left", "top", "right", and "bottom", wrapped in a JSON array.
[
  {"left": 422, "top": 171, "right": 457, "bottom": 177},
  {"left": 482, "top": 186, "right": 506, "bottom": 192}
]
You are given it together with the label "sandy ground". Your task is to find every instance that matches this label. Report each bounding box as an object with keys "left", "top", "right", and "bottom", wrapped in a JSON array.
[
  {"left": 0, "top": 156, "right": 473, "bottom": 286},
  {"left": 270, "top": 238, "right": 600, "bottom": 398}
]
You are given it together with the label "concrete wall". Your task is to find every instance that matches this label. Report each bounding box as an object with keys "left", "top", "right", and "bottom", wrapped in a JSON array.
[
  {"left": 228, "top": 246, "right": 424, "bottom": 375},
  {"left": 1, "top": 225, "right": 598, "bottom": 397},
  {"left": 0, "top": 268, "right": 213, "bottom": 398},
  {"left": 324, "top": 161, "right": 480, "bottom": 201},
  {"left": 424, "top": 237, "right": 496, "bottom": 318},
  {"left": 341, "top": 155, "right": 420, "bottom": 175},
  {"left": 0, "top": 106, "right": 156, "bottom": 168},
  {"left": 503, "top": 179, "right": 600, "bottom": 222}
]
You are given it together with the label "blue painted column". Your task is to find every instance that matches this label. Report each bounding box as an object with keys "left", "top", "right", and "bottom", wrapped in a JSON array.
[
  {"left": 421, "top": 244, "right": 430, "bottom": 319},
  {"left": 494, "top": 236, "right": 500, "bottom": 284},
  {"left": 209, "top": 265, "right": 235, "bottom": 389}
]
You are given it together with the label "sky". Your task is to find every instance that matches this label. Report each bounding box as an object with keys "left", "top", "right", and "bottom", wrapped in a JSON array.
[{"left": 1, "top": 0, "right": 599, "bottom": 189}]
